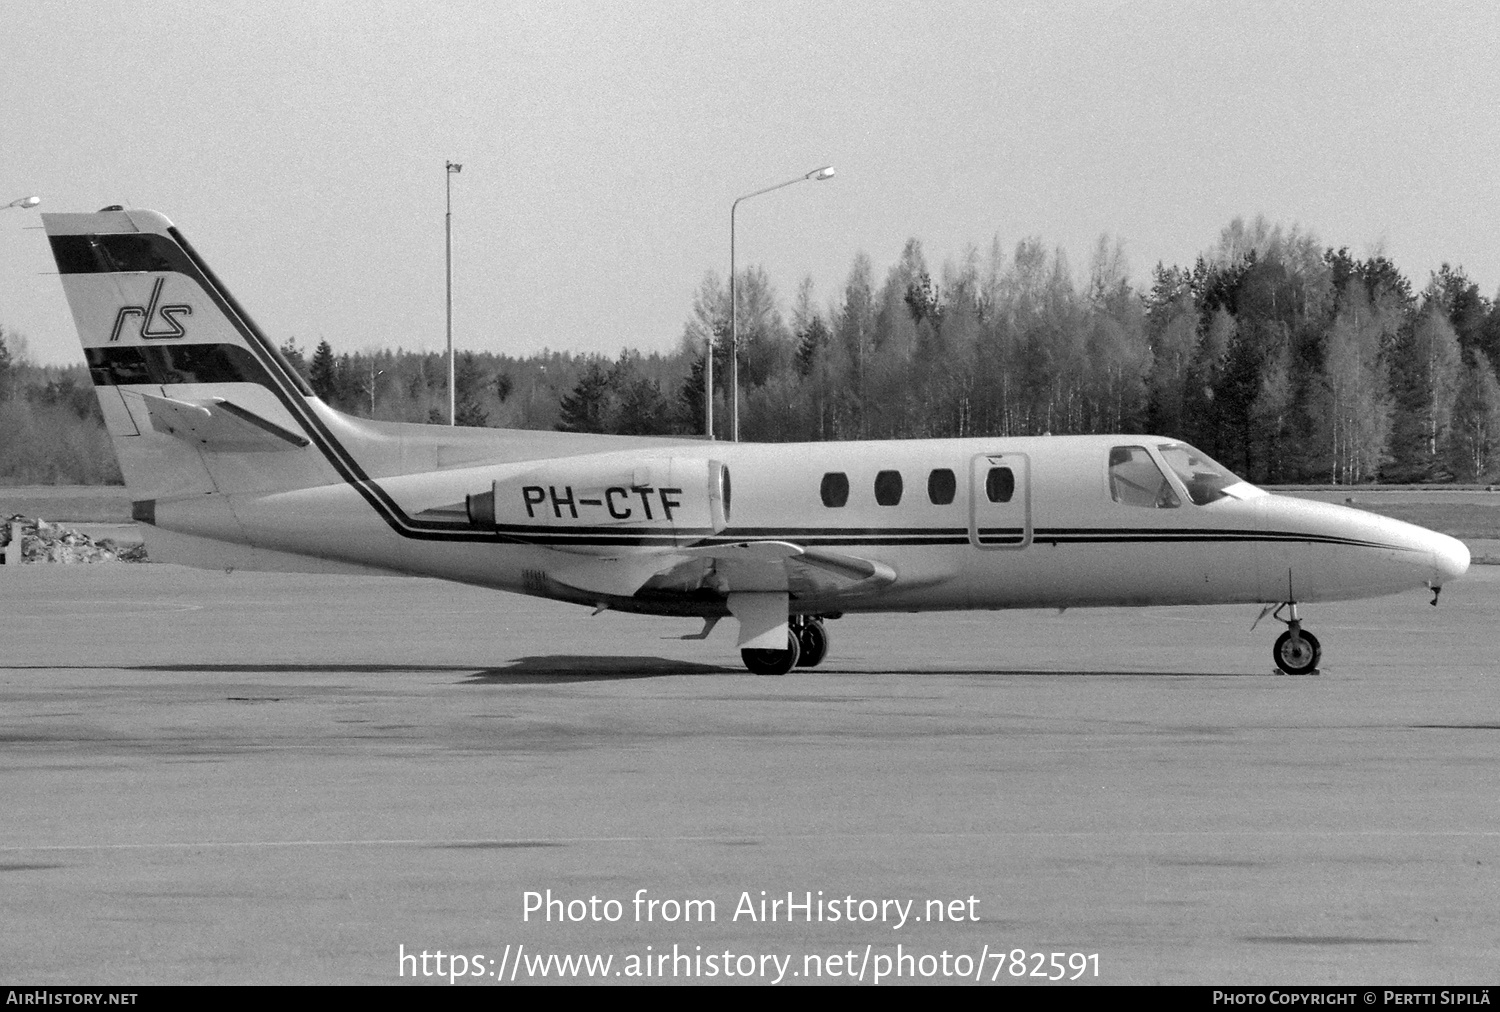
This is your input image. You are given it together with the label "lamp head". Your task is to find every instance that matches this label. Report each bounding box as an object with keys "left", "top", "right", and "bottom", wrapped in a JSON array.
[
  {"left": 5, "top": 195, "right": 40, "bottom": 210},
  {"left": 807, "top": 166, "right": 835, "bottom": 181}
]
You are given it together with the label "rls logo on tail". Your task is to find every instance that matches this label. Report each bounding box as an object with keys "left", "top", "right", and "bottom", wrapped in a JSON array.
[{"left": 110, "top": 277, "right": 192, "bottom": 341}]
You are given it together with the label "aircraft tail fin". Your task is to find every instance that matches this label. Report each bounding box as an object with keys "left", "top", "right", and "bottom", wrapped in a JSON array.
[
  {"left": 42, "top": 208, "right": 339, "bottom": 503},
  {"left": 43, "top": 208, "right": 661, "bottom": 573}
]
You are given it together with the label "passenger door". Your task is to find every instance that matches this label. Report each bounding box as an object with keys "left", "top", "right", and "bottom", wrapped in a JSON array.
[{"left": 969, "top": 452, "right": 1031, "bottom": 549}]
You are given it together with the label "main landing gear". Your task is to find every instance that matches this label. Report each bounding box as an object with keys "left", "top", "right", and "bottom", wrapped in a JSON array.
[
  {"left": 741, "top": 616, "right": 830, "bottom": 676},
  {"left": 1267, "top": 601, "right": 1321, "bottom": 676}
]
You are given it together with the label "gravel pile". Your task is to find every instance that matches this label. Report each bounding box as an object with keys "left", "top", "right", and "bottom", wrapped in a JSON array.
[{"left": 2, "top": 515, "right": 148, "bottom": 563}]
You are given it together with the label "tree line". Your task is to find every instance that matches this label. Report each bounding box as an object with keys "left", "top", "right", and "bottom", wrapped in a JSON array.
[
  {"left": 4, "top": 214, "right": 1500, "bottom": 485},
  {"left": 0, "top": 328, "right": 121, "bottom": 484},
  {"left": 669, "top": 218, "right": 1500, "bottom": 485}
]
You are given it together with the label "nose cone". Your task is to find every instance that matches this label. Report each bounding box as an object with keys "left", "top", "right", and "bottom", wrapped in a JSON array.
[
  {"left": 1257, "top": 495, "right": 1472, "bottom": 602},
  {"left": 1430, "top": 531, "right": 1470, "bottom": 585}
]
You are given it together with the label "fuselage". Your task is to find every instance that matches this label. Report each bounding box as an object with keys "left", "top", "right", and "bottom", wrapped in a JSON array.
[{"left": 140, "top": 401, "right": 1468, "bottom": 619}]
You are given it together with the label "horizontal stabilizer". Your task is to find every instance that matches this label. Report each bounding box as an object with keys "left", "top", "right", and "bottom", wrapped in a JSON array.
[{"left": 138, "top": 393, "right": 310, "bottom": 452}]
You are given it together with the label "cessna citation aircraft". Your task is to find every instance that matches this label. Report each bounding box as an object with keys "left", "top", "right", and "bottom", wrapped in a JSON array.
[{"left": 44, "top": 208, "right": 1470, "bottom": 675}]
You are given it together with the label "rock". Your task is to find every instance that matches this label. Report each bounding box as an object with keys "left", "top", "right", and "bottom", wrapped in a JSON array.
[{"left": 2, "top": 514, "right": 146, "bottom": 564}]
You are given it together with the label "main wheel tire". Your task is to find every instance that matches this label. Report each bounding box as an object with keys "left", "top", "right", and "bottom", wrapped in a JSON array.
[
  {"left": 742, "top": 633, "right": 801, "bottom": 676},
  {"left": 1273, "top": 629, "right": 1322, "bottom": 675},
  {"left": 795, "top": 621, "right": 828, "bottom": 667}
]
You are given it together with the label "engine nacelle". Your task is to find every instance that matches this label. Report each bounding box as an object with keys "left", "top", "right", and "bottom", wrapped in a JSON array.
[{"left": 466, "top": 455, "right": 731, "bottom": 555}]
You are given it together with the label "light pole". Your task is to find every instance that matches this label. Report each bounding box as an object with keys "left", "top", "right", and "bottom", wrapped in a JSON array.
[
  {"left": 3, "top": 196, "right": 40, "bottom": 211},
  {"left": 727, "top": 166, "right": 834, "bottom": 441},
  {"left": 446, "top": 161, "right": 462, "bottom": 426}
]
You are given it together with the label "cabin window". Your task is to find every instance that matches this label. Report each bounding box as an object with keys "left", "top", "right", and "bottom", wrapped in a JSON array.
[
  {"left": 985, "top": 467, "right": 1014, "bottom": 503},
  {"left": 820, "top": 472, "right": 849, "bottom": 508},
  {"left": 927, "top": 468, "right": 956, "bottom": 505},
  {"left": 1109, "top": 446, "right": 1179, "bottom": 508},
  {"left": 874, "top": 470, "right": 904, "bottom": 506}
]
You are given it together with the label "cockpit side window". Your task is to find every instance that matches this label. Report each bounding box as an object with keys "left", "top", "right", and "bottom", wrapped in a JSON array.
[
  {"left": 1109, "top": 446, "right": 1180, "bottom": 508},
  {"left": 1156, "top": 443, "right": 1243, "bottom": 506}
]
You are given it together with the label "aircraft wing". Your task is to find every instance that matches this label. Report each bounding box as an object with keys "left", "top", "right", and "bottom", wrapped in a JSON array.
[{"left": 603, "top": 540, "right": 896, "bottom": 601}]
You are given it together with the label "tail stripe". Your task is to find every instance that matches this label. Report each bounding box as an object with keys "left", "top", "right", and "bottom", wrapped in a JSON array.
[
  {"left": 85, "top": 344, "right": 274, "bottom": 389},
  {"left": 49, "top": 232, "right": 196, "bottom": 276},
  {"left": 156, "top": 228, "right": 504, "bottom": 543}
]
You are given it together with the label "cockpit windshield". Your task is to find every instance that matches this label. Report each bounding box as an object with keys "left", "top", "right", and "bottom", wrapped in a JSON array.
[{"left": 1155, "top": 443, "right": 1263, "bottom": 505}]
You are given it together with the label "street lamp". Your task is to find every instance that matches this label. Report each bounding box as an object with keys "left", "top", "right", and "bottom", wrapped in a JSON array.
[
  {"left": 3, "top": 196, "right": 40, "bottom": 211},
  {"left": 445, "top": 161, "right": 462, "bottom": 426},
  {"left": 725, "top": 166, "right": 834, "bottom": 441}
]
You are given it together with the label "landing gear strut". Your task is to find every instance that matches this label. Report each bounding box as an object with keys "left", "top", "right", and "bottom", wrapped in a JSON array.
[{"left": 1268, "top": 601, "right": 1321, "bottom": 676}]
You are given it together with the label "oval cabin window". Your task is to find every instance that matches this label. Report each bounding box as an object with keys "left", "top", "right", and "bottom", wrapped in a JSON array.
[
  {"left": 820, "top": 472, "right": 849, "bottom": 508},
  {"left": 927, "top": 468, "right": 956, "bottom": 505},
  {"left": 986, "top": 466, "right": 1014, "bottom": 503},
  {"left": 874, "top": 470, "right": 904, "bottom": 506}
]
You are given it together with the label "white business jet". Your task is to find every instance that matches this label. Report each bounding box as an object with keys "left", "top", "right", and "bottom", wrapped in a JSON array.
[{"left": 43, "top": 208, "right": 1470, "bottom": 675}]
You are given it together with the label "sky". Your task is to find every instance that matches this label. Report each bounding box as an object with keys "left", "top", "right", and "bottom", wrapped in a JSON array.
[{"left": 3, "top": 1, "right": 1499, "bottom": 366}]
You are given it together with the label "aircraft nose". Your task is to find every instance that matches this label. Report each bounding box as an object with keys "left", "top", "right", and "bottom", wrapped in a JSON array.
[{"left": 1430, "top": 531, "right": 1470, "bottom": 585}]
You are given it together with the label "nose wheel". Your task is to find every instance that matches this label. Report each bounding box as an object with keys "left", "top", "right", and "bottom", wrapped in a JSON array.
[
  {"left": 1273, "top": 627, "right": 1321, "bottom": 675},
  {"left": 1265, "top": 602, "right": 1321, "bottom": 675}
]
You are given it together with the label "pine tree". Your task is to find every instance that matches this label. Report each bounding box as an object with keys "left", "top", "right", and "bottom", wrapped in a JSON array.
[
  {"left": 1432, "top": 264, "right": 1491, "bottom": 359},
  {"left": 678, "top": 354, "right": 707, "bottom": 435},
  {"left": 794, "top": 315, "right": 829, "bottom": 379},
  {"left": 556, "top": 360, "right": 613, "bottom": 433},
  {"left": 1146, "top": 284, "right": 1198, "bottom": 439},
  {"left": 279, "top": 337, "right": 310, "bottom": 383},
  {"left": 454, "top": 351, "right": 490, "bottom": 427},
  {"left": 309, "top": 340, "right": 337, "bottom": 400},
  {"left": 613, "top": 372, "right": 673, "bottom": 435}
]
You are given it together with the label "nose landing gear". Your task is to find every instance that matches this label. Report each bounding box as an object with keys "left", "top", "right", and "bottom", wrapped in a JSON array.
[{"left": 1266, "top": 601, "right": 1321, "bottom": 676}]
